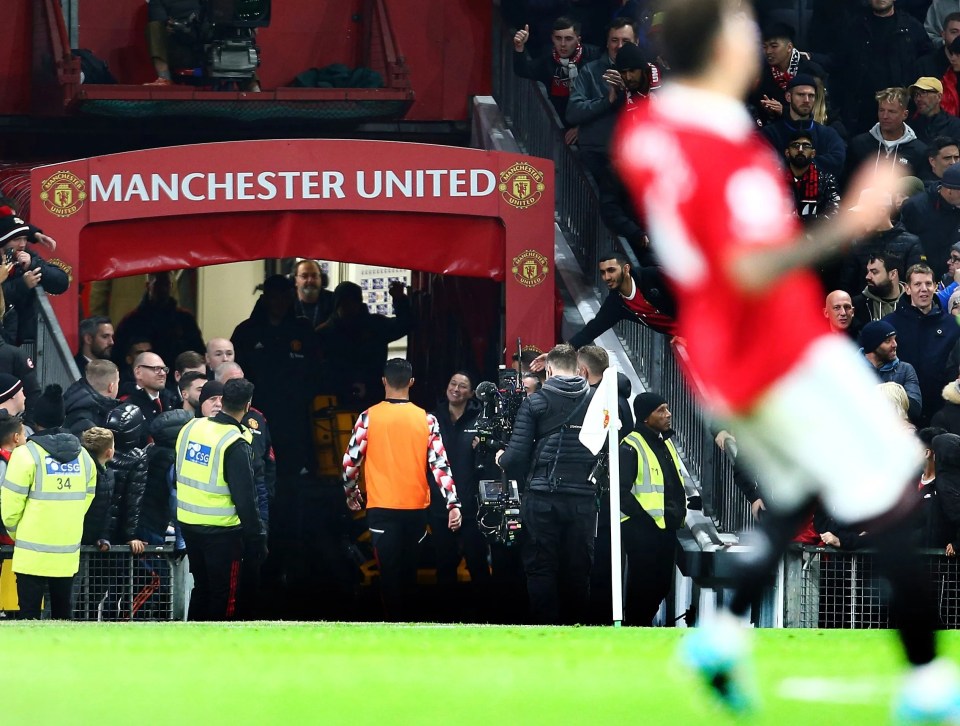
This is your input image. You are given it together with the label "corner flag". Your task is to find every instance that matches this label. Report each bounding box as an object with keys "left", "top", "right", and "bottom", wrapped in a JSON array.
[{"left": 579, "top": 368, "right": 619, "bottom": 455}]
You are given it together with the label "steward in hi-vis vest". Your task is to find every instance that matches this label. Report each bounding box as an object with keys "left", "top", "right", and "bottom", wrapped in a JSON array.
[
  {"left": 175, "top": 378, "right": 265, "bottom": 621},
  {"left": 617, "top": 392, "right": 687, "bottom": 626},
  {"left": 0, "top": 384, "right": 96, "bottom": 619}
]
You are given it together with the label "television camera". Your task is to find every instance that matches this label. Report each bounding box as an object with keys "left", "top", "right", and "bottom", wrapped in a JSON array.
[
  {"left": 166, "top": 0, "right": 271, "bottom": 85},
  {"left": 474, "top": 366, "right": 528, "bottom": 546}
]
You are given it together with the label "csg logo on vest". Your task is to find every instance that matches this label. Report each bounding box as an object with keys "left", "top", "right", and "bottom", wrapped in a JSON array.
[
  {"left": 46, "top": 457, "right": 81, "bottom": 475},
  {"left": 186, "top": 441, "right": 212, "bottom": 466}
]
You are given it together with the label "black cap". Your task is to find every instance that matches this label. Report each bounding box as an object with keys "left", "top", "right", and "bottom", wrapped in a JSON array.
[
  {"left": 615, "top": 42, "right": 648, "bottom": 72},
  {"left": 786, "top": 73, "right": 818, "bottom": 91},
  {"left": 198, "top": 380, "right": 224, "bottom": 409},
  {"left": 858, "top": 320, "right": 897, "bottom": 353},
  {"left": 0, "top": 373, "right": 23, "bottom": 405},
  {"left": 33, "top": 384, "right": 65, "bottom": 429},
  {"left": 943, "top": 164, "right": 960, "bottom": 190},
  {"left": 949, "top": 36, "right": 960, "bottom": 55},
  {"left": 633, "top": 392, "right": 667, "bottom": 424},
  {"left": 0, "top": 206, "right": 30, "bottom": 245}
]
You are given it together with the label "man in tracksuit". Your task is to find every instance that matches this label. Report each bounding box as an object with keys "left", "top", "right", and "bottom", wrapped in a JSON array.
[
  {"left": 342, "top": 358, "right": 461, "bottom": 621},
  {"left": 175, "top": 378, "right": 266, "bottom": 621}
]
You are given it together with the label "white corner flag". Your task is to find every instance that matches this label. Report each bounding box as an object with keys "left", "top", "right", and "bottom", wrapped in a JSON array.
[
  {"left": 579, "top": 367, "right": 625, "bottom": 625},
  {"left": 579, "top": 367, "right": 619, "bottom": 455}
]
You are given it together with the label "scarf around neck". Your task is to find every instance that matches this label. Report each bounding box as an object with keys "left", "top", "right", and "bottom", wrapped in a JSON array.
[
  {"left": 770, "top": 47, "right": 802, "bottom": 90},
  {"left": 551, "top": 44, "right": 583, "bottom": 97}
]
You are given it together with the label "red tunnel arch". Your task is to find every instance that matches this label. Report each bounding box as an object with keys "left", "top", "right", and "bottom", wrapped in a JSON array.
[{"left": 28, "top": 140, "right": 555, "bottom": 353}]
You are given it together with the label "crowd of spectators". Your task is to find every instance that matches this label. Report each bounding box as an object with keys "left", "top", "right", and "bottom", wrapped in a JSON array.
[{"left": 505, "top": 2, "right": 960, "bottom": 563}]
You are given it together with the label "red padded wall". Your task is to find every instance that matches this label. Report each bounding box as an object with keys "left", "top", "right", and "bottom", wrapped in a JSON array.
[
  {"left": 69, "top": 0, "right": 491, "bottom": 119},
  {"left": 0, "top": 0, "right": 33, "bottom": 115}
]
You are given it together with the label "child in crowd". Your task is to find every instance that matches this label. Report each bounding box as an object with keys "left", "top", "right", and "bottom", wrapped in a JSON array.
[
  {"left": 104, "top": 404, "right": 149, "bottom": 554},
  {"left": 80, "top": 427, "right": 115, "bottom": 551}
]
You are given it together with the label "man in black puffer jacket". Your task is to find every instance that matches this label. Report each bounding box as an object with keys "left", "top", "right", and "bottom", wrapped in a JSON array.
[
  {"left": 104, "top": 404, "right": 149, "bottom": 555},
  {"left": 64, "top": 359, "right": 120, "bottom": 436},
  {"left": 142, "top": 409, "right": 192, "bottom": 546},
  {"left": 496, "top": 343, "right": 598, "bottom": 624}
]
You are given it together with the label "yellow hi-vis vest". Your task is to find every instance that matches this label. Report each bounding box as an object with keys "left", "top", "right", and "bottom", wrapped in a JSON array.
[
  {"left": 620, "top": 431, "right": 684, "bottom": 529},
  {"left": 175, "top": 417, "right": 252, "bottom": 528},
  {"left": 0, "top": 440, "right": 95, "bottom": 577}
]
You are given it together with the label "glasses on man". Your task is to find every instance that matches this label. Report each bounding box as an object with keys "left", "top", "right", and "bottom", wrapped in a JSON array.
[
  {"left": 788, "top": 142, "right": 814, "bottom": 151},
  {"left": 139, "top": 365, "right": 169, "bottom": 374}
]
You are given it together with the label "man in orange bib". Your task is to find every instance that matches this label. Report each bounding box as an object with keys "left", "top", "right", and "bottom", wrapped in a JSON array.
[{"left": 343, "top": 358, "right": 461, "bottom": 620}]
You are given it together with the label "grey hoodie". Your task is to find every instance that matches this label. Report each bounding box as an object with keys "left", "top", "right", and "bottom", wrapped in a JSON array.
[
  {"left": 868, "top": 122, "right": 920, "bottom": 166},
  {"left": 926, "top": 0, "right": 960, "bottom": 47},
  {"left": 861, "top": 282, "right": 907, "bottom": 320}
]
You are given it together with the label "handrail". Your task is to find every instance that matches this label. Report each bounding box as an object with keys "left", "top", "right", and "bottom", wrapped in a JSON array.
[
  {"left": 30, "top": 287, "right": 81, "bottom": 391},
  {"left": 490, "top": 14, "right": 751, "bottom": 535}
]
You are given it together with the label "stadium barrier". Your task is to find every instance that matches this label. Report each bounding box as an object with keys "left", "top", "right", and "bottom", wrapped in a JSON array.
[
  {"left": 783, "top": 546, "right": 960, "bottom": 629},
  {"left": 1, "top": 544, "right": 186, "bottom": 621},
  {"left": 490, "top": 18, "right": 750, "bottom": 536}
]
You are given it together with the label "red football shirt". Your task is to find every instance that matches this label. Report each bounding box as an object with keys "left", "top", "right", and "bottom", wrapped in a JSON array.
[{"left": 615, "top": 84, "right": 827, "bottom": 413}]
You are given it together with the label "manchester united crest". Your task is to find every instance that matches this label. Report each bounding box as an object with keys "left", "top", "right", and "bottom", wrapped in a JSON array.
[
  {"left": 511, "top": 249, "right": 549, "bottom": 288},
  {"left": 39, "top": 171, "right": 87, "bottom": 218},
  {"left": 499, "top": 162, "right": 545, "bottom": 209}
]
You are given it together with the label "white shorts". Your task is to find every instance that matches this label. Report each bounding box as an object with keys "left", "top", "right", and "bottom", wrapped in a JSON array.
[{"left": 720, "top": 334, "right": 922, "bottom": 524}]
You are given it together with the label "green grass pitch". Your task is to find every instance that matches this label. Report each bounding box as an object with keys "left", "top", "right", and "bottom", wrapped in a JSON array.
[{"left": 5, "top": 623, "right": 959, "bottom": 725}]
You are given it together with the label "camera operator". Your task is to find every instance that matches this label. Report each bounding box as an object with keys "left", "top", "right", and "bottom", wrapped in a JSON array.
[
  {"left": 145, "top": 0, "right": 204, "bottom": 86},
  {"left": 495, "top": 343, "right": 598, "bottom": 624},
  {"left": 429, "top": 371, "right": 490, "bottom": 614}
]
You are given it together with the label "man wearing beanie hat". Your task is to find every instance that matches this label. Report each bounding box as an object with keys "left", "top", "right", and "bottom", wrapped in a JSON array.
[
  {"left": 0, "top": 319, "right": 40, "bottom": 423},
  {"left": 860, "top": 320, "right": 923, "bottom": 422},
  {"left": 495, "top": 343, "right": 599, "bottom": 624},
  {"left": 613, "top": 42, "right": 657, "bottom": 114},
  {"left": 760, "top": 73, "right": 846, "bottom": 177},
  {"left": 197, "top": 380, "right": 224, "bottom": 418},
  {"left": 568, "top": 19, "right": 650, "bottom": 182},
  {"left": 618, "top": 392, "right": 687, "bottom": 625},
  {"left": 0, "top": 373, "right": 25, "bottom": 417},
  {"left": 0, "top": 206, "right": 70, "bottom": 346},
  {"left": 1, "top": 384, "right": 96, "bottom": 618}
]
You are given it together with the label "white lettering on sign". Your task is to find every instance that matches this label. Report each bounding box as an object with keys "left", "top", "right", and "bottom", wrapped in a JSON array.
[{"left": 89, "top": 168, "right": 503, "bottom": 204}]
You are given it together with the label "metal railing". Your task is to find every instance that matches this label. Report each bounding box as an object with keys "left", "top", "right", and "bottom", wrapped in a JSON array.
[
  {"left": 491, "top": 16, "right": 748, "bottom": 535},
  {"left": 783, "top": 546, "right": 960, "bottom": 629},
  {"left": 1, "top": 544, "right": 184, "bottom": 621},
  {"left": 20, "top": 287, "right": 81, "bottom": 392}
]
